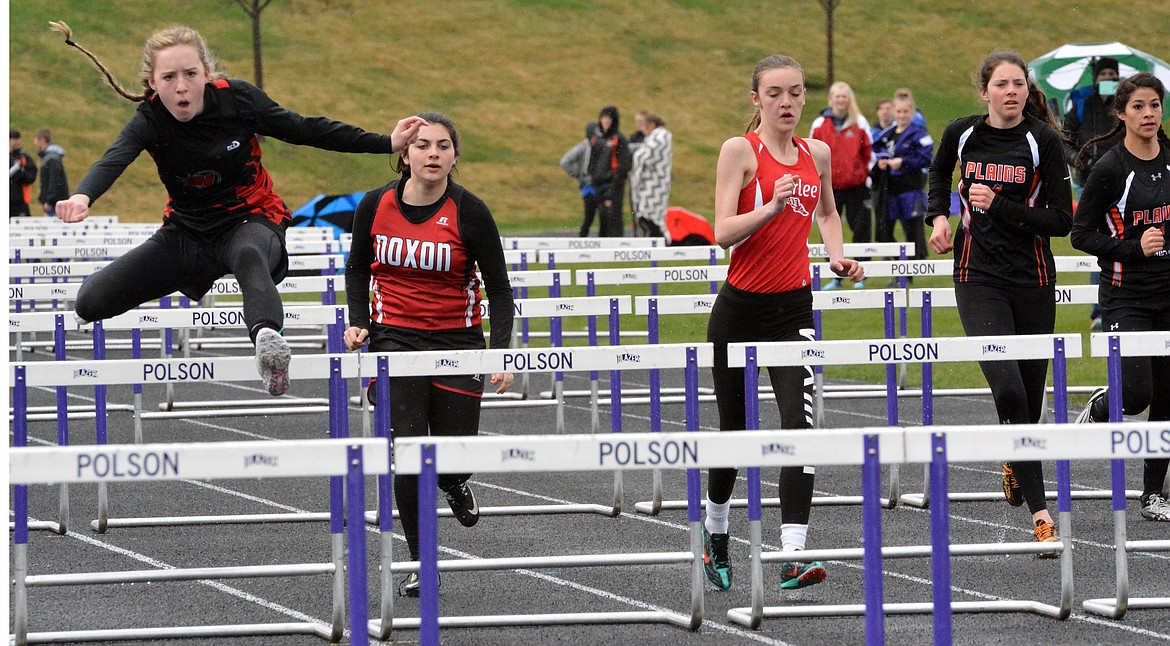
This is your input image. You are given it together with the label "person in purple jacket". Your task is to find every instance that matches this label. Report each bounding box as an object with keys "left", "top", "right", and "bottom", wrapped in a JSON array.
[{"left": 872, "top": 93, "right": 934, "bottom": 281}]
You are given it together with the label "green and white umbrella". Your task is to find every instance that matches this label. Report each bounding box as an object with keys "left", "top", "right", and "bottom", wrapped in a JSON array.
[{"left": 1028, "top": 42, "right": 1170, "bottom": 111}]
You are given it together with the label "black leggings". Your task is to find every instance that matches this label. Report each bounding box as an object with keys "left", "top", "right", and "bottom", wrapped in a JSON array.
[
  {"left": 385, "top": 377, "right": 482, "bottom": 560},
  {"left": 596, "top": 181, "right": 626, "bottom": 237},
  {"left": 1097, "top": 299, "right": 1170, "bottom": 496},
  {"left": 955, "top": 282, "right": 1055, "bottom": 514},
  {"left": 75, "top": 220, "right": 287, "bottom": 340},
  {"left": 707, "top": 284, "right": 815, "bottom": 525}
]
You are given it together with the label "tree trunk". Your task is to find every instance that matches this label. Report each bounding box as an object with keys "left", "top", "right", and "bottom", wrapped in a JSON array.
[{"left": 252, "top": 8, "right": 263, "bottom": 89}]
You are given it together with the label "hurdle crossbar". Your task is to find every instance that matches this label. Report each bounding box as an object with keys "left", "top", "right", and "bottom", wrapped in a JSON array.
[
  {"left": 10, "top": 437, "right": 388, "bottom": 646},
  {"left": 1081, "top": 332, "right": 1170, "bottom": 618}
]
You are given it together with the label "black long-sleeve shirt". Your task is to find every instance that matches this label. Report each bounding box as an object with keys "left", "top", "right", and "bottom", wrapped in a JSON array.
[
  {"left": 345, "top": 179, "right": 514, "bottom": 351},
  {"left": 1071, "top": 142, "right": 1170, "bottom": 297},
  {"left": 927, "top": 114, "right": 1073, "bottom": 286},
  {"left": 76, "top": 79, "right": 393, "bottom": 238}
]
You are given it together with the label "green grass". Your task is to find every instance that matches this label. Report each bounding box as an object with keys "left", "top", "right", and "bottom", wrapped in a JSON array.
[{"left": 11, "top": 0, "right": 1160, "bottom": 396}]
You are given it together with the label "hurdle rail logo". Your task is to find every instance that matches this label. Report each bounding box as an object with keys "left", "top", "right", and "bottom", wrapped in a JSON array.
[
  {"left": 982, "top": 343, "right": 1007, "bottom": 355},
  {"left": 761, "top": 442, "right": 796, "bottom": 457},
  {"left": 285, "top": 312, "right": 301, "bottom": 321},
  {"left": 693, "top": 299, "right": 714, "bottom": 310},
  {"left": 138, "top": 314, "right": 159, "bottom": 324},
  {"left": 801, "top": 348, "right": 825, "bottom": 360},
  {"left": 435, "top": 358, "right": 460, "bottom": 369},
  {"left": 556, "top": 303, "right": 575, "bottom": 312},
  {"left": 243, "top": 453, "right": 278, "bottom": 468},
  {"left": 73, "top": 368, "right": 98, "bottom": 379},
  {"left": 1013, "top": 436, "right": 1047, "bottom": 451},
  {"left": 622, "top": 272, "right": 639, "bottom": 281},
  {"left": 501, "top": 448, "right": 536, "bottom": 462},
  {"left": 615, "top": 352, "right": 642, "bottom": 364},
  {"left": 831, "top": 296, "right": 852, "bottom": 304}
]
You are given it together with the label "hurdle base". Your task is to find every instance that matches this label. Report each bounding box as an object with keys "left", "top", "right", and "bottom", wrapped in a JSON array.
[
  {"left": 633, "top": 495, "right": 892, "bottom": 515},
  {"left": 899, "top": 488, "right": 1143, "bottom": 508},
  {"left": 727, "top": 599, "right": 1067, "bottom": 625},
  {"left": 91, "top": 512, "right": 331, "bottom": 531},
  {"left": 364, "top": 503, "right": 620, "bottom": 526},
  {"left": 1083, "top": 596, "right": 1170, "bottom": 618},
  {"left": 23, "top": 622, "right": 333, "bottom": 644},
  {"left": 371, "top": 610, "right": 696, "bottom": 634}
]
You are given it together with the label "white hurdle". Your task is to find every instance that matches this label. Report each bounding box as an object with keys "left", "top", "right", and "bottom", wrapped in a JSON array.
[
  {"left": 11, "top": 431, "right": 387, "bottom": 645},
  {"left": 357, "top": 343, "right": 712, "bottom": 641},
  {"left": 722, "top": 334, "right": 1079, "bottom": 632},
  {"left": 1082, "top": 331, "right": 1170, "bottom": 618}
]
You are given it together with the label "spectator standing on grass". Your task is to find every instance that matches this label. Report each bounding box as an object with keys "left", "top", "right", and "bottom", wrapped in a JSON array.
[
  {"left": 926, "top": 50, "right": 1073, "bottom": 551},
  {"left": 1064, "top": 57, "right": 1123, "bottom": 332},
  {"left": 9, "top": 128, "right": 38, "bottom": 217},
  {"left": 630, "top": 110, "right": 672, "bottom": 239},
  {"left": 561, "top": 121, "right": 601, "bottom": 237},
  {"left": 701, "top": 54, "right": 863, "bottom": 594},
  {"left": 34, "top": 128, "right": 70, "bottom": 217},
  {"left": 810, "top": 81, "right": 873, "bottom": 289},
  {"left": 344, "top": 112, "right": 515, "bottom": 596},
  {"left": 587, "top": 105, "right": 632, "bottom": 237},
  {"left": 50, "top": 21, "right": 424, "bottom": 396},
  {"left": 872, "top": 93, "right": 933, "bottom": 284},
  {"left": 1070, "top": 72, "right": 1170, "bottom": 522}
]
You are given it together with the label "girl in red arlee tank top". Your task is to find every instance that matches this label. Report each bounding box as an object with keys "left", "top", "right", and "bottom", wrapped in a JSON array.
[{"left": 701, "top": 55, "right": 864, "bottom": 594}]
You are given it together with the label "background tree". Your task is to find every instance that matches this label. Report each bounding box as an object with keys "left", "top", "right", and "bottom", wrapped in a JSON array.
[
  {"left": 234, "top": 0, "right": 274, "bottom": 89},
  {"left": 819, "top": 0, "right": 842, "bottom": 86}
]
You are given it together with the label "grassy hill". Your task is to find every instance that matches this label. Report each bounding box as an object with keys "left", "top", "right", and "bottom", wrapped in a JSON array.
[
  {"left": 11, "top": 0, "right": 1170, "bottom": 232},
  {"left": 11, "top": 1, "right": 1170, "bottom": 391}
]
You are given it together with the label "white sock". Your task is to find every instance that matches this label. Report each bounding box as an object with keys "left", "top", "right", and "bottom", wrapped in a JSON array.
[
  {"left": 704, "top": 498, "right": 731, "bottom": 534},
  {"left": 781, "top": 523, "right": 809, "bottom": 552}
]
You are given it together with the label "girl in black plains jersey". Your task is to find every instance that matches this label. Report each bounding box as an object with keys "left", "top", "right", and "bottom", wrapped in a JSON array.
[
  {"left": 1070, "top": 73, "right": 1170, "bottom": 522},
  {"left": 344, "top": 113, "right": 515, "bottom": 597},
  {"left": 926, "top": 51, "right": 1073, "bottom": 549},
  {"left": 50, "top": 22, "right": 425, "bottom": 396}
]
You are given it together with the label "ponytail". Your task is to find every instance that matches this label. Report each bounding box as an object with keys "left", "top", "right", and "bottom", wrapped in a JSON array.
[
  {"left": 1024, "top": 79, "right": 1062, "bottom": 136},
  {"left": 50, "top": 21, "right": 147, "bottom": 102}
]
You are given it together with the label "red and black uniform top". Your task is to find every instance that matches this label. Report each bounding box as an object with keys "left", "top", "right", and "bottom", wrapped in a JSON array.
[
  {"left": 1071, "top": 142, "right": 1170, "bottom": 295},
  {"left": 75, "top": 79, "right": 394, "bottom": 239},
  {"left": 345, "top": 179, "right": 514, "bottom": 352},
  {"left": 927, "top": 113, "right": 1073, "bottom": 286},
  {"left": 726, "top": 133, "right": 821, "bottom": 294}
]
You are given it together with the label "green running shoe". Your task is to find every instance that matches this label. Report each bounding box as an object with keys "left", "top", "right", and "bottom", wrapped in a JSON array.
[{"left": 701, "top": 525, "right": 732, "bottom": 591}]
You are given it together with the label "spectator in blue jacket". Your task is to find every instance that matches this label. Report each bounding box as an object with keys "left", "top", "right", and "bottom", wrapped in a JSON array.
[{"left": 873, "top": 94, "right": 934, "bottom": 280}]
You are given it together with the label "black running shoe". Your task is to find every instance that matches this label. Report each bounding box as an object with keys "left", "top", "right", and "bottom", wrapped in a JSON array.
[
  {"left": 779, "top": 560, "right": 827, "bottom": 590},
  {"left": 701, "top": 525, "right": 732, "bottom": 590},
  {"left": 1075, "top": 387, "right": 1108, "bottom": 424},
  {"left": 443, "top": 481, "right": 480, "bottom": 527}
]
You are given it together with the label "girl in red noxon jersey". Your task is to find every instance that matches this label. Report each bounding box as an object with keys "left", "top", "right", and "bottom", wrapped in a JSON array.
[
  {"left": 344, "top": 112, "right": 514, "bottom": 597},
  {"left": 701, "top": 55, "right": 863, "bottom": 595}
]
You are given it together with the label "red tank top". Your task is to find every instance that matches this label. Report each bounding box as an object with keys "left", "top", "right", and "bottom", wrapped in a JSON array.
[
  {"left": 367, "top": 187, "right": 482, "bottom": 330},
  {"left": 726, "top": 133, "right": 821, "bottom": 293}
]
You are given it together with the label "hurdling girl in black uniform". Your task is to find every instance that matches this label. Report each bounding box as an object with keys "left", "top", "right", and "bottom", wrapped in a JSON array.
[{"left": 50, "top": 21, "right": 425, "bottom": 395}]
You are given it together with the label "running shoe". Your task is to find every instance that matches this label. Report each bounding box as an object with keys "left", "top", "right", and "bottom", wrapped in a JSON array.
[
  {"left": 1075, "top": 387, "right": 1108, "bottom": 424},
  {"left": 779, "top": 560, "right": 827, "bottom": 590},
  {"left": 701, "top": 525, "right": 732, "bottom": 591},
  {"left": 1140, "top": 493, "right": 1170, "bottom": 522},
  {"left": 852, "top": 279, "right": 866, "bottom": 289},
  {"left": 1090, "top": 316, "right": 1103, "bottom": 331},
  {"left": 822, "top": 278, "right": 842, "bottom": 291},
  {"left": 1001, "top": 461, "right": 1024, "bottom": 507},
  {"left": 1034, "top": 518, "right": 1060, "bottom": 559},
  {"left": 443, "top": 481, "right": 480, "bottom": 527},
  {"left": 398, "top": 572, "right": 440, "bottom": 597},
  {"left": 254, "top": 327, "right": 291, "bottom": 396}
]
